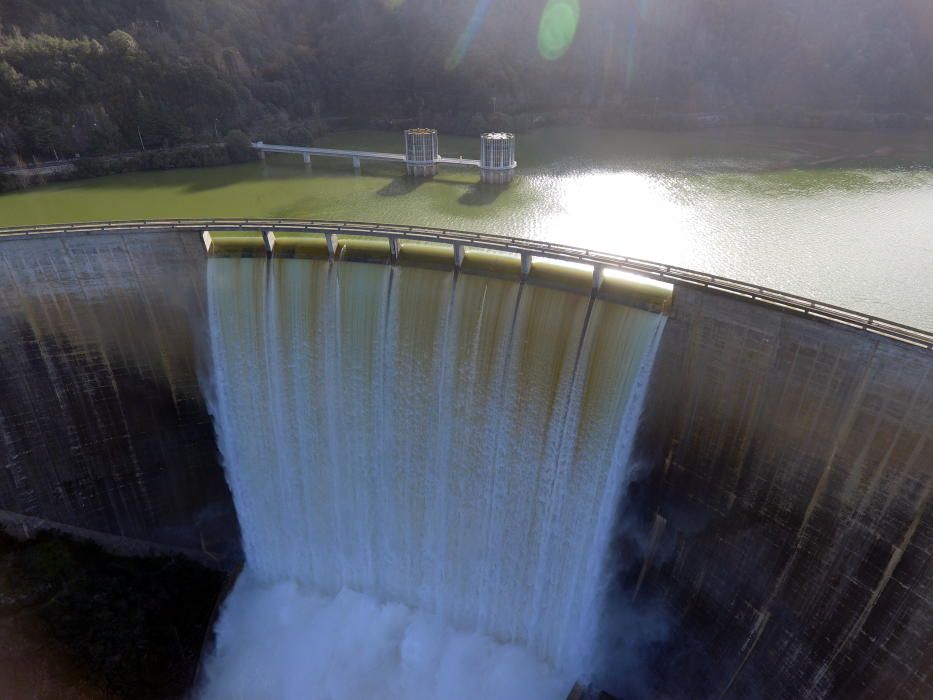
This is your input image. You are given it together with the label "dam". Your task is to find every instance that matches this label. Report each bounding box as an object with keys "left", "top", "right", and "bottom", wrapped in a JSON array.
[{"left": 0, "top": 220, "right": 930, "bottom": 698}]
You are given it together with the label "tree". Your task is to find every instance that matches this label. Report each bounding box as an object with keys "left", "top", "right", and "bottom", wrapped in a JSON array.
[
  {"left": 105, "top": 29, "right": 139, "bottom": 56},
  {"left": 224, "top": 129, "right": 254, "bottom": 163}
]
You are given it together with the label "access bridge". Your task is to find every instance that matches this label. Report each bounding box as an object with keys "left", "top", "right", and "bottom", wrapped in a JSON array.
[
  {"left": 252, "top": 142, "right": 480, "bottom": 171},
  {"left": 252, "top": 127, "right": 516, "bottom": 183}
]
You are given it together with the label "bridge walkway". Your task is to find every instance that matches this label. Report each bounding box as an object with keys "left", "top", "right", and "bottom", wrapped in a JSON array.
[{"left": 251, "top": 142, "right": 481, "bottom": 168}]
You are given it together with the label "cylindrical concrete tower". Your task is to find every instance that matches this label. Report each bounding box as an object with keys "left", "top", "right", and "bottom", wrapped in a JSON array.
[
  {"left": 479, "top": 132, "right": 517, "bottom": 184},
  {"left": 404, "top": 128, "right": 438, "bottom": 177}
]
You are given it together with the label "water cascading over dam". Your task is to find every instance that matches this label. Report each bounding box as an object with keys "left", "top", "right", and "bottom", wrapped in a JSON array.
[{"left": 203, "top": 250, "right": 667, "bottom": 692}]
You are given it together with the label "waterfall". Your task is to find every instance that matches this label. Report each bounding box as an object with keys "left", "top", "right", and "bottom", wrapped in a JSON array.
[{"left": 202, "top": 255, "right": 666, "bottom": 697}]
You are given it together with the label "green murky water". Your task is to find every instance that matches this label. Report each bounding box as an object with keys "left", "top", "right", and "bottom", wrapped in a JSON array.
[{"left": 2, "top": 127, "right": 932, "bottom": 328}]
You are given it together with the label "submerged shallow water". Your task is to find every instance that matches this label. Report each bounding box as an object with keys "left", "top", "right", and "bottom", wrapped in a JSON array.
[{"left": 1, "top": 126, "right": 931, "bottom": 328}]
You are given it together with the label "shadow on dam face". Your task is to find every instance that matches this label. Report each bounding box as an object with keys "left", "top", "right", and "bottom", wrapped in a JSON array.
[
  {"left": 0, "top": 232, "right": 240, "bottom": 566},
  {"left": 0, "top": 228, "right": 930, "bottom": 698}
]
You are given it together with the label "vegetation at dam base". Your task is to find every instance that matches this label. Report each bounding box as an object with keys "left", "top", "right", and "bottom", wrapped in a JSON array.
[
  {"left": 0, "top": 529, "right": 226, "bottom": 698},
  {"left": 1, "top": 0, "right": 931, "bottom": 167}
]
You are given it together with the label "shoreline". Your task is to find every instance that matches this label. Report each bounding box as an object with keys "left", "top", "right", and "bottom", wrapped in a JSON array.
[{"left": 4, "top": 107, "right": 933, "bottom": 193}]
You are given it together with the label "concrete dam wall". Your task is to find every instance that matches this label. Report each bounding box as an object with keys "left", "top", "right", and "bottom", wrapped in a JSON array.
[
  {"left": 0, "top": 230, "right": 240, "bottom": 565},
  {"left": 0, "top": 223, "right": 930, "bottom": 698},
  {"left": 630, "top": 285, "right": 933, "bottom": 699}
]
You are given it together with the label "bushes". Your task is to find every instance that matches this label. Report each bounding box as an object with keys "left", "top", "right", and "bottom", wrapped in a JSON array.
[
  {"left": 0, "top": 530, "right": 226, "bottom": 699},
  {"left": 0, "top": 174, "right": 22, "bottom": 193},
  {"left": 0, "top": 143, "right": 241, "bottom": 192},
  {"left": 224, "top": 130, "right": 256, "bottom": 163},
  {"left": 76, "top": 144, "right": 235, "bottom": 176}
]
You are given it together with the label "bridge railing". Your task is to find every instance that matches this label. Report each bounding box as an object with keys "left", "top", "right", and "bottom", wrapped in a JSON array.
[
  {"left": 250, "top": 143, "right": 482, "bottom": 167},
  {"left": 0, "top": 218, "right": 929, "bottom": 351}
]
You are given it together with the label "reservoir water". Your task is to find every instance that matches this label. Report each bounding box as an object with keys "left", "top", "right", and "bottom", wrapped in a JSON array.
[{"left": 2, "top": 126, "right": 931, "bottom": 328}]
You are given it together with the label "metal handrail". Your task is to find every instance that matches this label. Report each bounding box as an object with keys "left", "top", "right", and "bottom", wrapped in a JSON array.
[{"left": 0, "top": 218, "right": 929, "bottom": 351}]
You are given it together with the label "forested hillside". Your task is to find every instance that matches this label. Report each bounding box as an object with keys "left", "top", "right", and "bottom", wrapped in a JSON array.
[{"left": 1, "top": 0, "right": 931, "bottom": 163}]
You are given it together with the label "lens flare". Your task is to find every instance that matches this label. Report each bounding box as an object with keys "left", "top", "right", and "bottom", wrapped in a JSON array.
[
  {"left": 537, "top": 0, "right": 580, "bottom": 61},
  {"left": 446, "top": 0, "right": 494, "bottom": 70}
]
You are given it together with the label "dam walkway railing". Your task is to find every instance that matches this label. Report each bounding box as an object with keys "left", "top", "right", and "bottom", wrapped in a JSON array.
[{"left": 0, "top": 218, "right": 929, "bottom": 351}]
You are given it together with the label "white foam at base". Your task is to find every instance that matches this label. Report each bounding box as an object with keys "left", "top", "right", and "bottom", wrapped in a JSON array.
[{"left": 200, "top": 571, "right": 569, "bottom": 700}]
